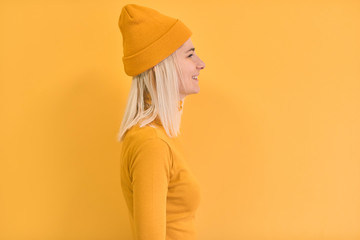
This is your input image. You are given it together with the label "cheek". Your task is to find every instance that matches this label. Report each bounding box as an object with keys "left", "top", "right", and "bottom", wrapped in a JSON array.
[
  {"left": 176, "top": 57, "right": 193, "bottom": 83},
  {"left": 182, "top": 64, "right": 193, "bottom": 77}
]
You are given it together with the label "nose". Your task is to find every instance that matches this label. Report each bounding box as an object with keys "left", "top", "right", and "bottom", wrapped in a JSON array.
[{"left": 197, "top": 57, "right": 205, "bottom": 70}]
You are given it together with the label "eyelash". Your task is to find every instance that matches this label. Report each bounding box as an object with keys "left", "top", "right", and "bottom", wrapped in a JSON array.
[{"left": 188, "top": 54, "right": 193, "bottom": 58}]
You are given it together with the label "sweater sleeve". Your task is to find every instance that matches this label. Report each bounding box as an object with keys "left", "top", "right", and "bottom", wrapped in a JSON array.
[{"left": 129, "top": 138, "right": 172, "bottom": 240}]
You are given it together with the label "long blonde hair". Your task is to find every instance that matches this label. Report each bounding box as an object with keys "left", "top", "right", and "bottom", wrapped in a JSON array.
[{"left": 117, "top": 51, "right": 184, "bottom": 142}]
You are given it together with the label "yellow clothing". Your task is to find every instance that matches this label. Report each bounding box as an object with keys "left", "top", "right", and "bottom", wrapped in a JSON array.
[{"left": 120, "top": 123, "right": 201, "bottom": 240}]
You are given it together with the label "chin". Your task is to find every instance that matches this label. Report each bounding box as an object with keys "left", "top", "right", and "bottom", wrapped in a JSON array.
[
  {"left": 182, "top": 88, "right": 200, "bottom": 97},
  {"left": 191, "top": 89, "right": 200, "bottom": 95}
]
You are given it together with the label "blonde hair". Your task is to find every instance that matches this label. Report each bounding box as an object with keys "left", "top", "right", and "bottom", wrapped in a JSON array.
[{"left": 117, "top": 51, "right": 184, "bottom": 142}]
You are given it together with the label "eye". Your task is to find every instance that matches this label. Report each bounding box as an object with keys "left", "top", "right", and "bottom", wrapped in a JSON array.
[{"left": 187, "top": 54, "right": 193, "bottom": 58}]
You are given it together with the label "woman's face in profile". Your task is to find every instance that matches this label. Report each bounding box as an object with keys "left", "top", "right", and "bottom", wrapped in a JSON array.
[{"left": 176, "top": 38, "right": 205, "bottom": 99}]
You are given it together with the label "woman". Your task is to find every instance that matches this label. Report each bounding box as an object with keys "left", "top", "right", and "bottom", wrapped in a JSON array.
[{"left": 117, "top": 4, "right": 205, "bottom": 240}]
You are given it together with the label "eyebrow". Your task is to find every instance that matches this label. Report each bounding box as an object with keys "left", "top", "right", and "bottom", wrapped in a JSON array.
[{"left": 186, "top": 48, "right": 195, "bottom": 53}]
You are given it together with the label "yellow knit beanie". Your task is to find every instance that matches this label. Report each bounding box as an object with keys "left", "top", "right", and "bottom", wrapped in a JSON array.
[{"left": 118, "top": 4, "right": 192, "bottom": 76}]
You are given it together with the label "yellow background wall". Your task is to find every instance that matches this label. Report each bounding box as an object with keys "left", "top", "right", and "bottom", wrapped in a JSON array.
[{"left": 1, "top": 0, "right": 359, "bottom": 239}]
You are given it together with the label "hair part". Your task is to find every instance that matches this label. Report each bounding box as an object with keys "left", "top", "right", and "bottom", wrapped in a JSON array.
[{"left": 117, "top": 51, "right": 184, "bottom": 142}]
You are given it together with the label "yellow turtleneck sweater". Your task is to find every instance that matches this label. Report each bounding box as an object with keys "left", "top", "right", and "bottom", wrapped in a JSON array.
[{"left": 120, "top": 122, "right": 201, "bottom": 240}]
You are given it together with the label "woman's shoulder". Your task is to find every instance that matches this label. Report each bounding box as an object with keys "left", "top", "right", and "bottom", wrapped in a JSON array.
[
  {"left": 120, "top": 123, "right": 184, "bottom": 164},
  {"left": 122, "top": 123, "right": 169, "bottom": 146}
]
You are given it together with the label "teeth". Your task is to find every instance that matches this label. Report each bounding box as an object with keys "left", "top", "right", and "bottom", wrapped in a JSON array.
[{"left": 192, "top": 76, "right": 198, "bottom": 79}]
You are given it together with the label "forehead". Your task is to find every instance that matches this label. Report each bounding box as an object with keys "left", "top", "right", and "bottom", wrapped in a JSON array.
[{"left": 179, "top": 38, "right": 194, "bottom": 51}]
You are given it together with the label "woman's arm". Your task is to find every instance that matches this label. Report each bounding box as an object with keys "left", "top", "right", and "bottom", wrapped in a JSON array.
[{"left": 130, "top": 138, "right": 172, "bottom": 240}]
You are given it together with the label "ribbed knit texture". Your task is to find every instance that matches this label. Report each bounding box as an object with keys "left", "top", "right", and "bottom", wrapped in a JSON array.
[
  {"left": 120, "top": 123, "right": 201, "bottom": 240},
  {"left": 118, "top": 4, "right": 192, "bottom": 76}
]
